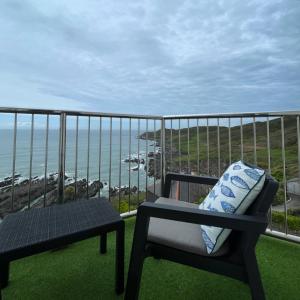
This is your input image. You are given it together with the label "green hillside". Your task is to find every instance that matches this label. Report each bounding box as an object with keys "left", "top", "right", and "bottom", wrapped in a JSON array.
[
  {"left": 140, "top": 116, "right": 300, "bottom": 234},
  {"left": 167, "top": 116, "right": 298, "bottom": 179},
  {"left": 142, "top": 116, "right": 299, "bottom": 182}
]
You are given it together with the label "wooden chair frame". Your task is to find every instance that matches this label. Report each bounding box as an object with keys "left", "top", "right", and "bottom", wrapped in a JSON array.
[{"left": 125, "top": 172, "right": 278, "bottom": 300}]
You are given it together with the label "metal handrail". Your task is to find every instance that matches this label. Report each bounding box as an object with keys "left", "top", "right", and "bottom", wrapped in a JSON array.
[
  {"left": 0, "top": 107, "right": 163, "bottom": 120},
  {"left": 1, "top": 106, "right": 300, "bottom": 119},
  {"left": 163, "top": 110, "right": 300, "bottom": 119}
]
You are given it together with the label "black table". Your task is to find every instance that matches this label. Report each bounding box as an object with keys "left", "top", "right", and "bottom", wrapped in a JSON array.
[{"left": 0, "top": 198, "right": 124, "bottom": 297}]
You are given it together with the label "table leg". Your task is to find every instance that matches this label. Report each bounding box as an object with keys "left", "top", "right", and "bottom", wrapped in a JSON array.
[
  {"left": 100, "top": 234, "right": 107, "bottom": 254},
  {"left": 0, "top": 261, "right": 9, "bottom": 288},
  {"left": 115, "top": 221, "right": 125, "bottom": 294}
]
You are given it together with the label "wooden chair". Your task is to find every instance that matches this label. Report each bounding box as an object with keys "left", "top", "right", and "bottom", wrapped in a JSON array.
[{"left": 125, "top": 172, "right": 278, "bottom": 300}]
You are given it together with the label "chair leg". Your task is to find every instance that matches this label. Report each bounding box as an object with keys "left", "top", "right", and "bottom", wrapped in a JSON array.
[
  {"left": 0, "top": 261, "right": 9, "bottom": 289},
  {"left": 125, "top": 214, "right": 149, "bottom": 300},
  {"left": 115, "top": 222, "right": 125, "bottom": 294},
  {"left": 125, "top": 245, "right": 146, "bottom": 300},
  {"left": 244, "top": 252, "right": 265, "bottom": 300},
  {"left": 100, "top": 233, "right": 107, "bottom": 254},
  {"left": 125, "top": 208, "right": 150, "bottom": 300}
]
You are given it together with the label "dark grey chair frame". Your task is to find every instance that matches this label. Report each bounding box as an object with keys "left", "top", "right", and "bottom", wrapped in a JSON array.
[{"left": 125, "top": 172, "right": 278, "bottom": 300}]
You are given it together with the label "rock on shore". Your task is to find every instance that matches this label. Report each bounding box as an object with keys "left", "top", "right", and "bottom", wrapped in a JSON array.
[
  {"left": 109, "top": 185, "right": 139, "bottom": 197},
  {"left": 0, "top": 174, "right": 103, "bottom": 219}
]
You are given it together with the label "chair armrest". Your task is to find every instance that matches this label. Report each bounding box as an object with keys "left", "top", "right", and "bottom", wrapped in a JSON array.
[
  {"left": 138, "top": 201, "right": 268, "bottom": 233},
  {"left": 163, "top": 172, "right": 219, "bottom": 197}
]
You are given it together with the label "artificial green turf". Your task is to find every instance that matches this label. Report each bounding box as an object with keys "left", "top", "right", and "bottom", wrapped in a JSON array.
[{"left": 3, "top": 217, "right": 300, "bottom": 300}]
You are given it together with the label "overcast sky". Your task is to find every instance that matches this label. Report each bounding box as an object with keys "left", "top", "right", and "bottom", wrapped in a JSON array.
[{"left": 0, "top": 0, "right": 299, "bottom": 115}]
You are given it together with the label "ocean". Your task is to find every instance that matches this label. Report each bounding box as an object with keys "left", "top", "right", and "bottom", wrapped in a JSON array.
[{"left": 0, "top": 128, "right": 157, "bottom": 193}]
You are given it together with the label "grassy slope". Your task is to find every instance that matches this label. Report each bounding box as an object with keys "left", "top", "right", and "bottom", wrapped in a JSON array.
[
  {"left": 4, "top": 217, "right": 300, "bottom": 300},
  {"left": 164, "top": 116, "right": 298, "bottom": 178},
  {"left": 111, "top": 192, "right": 146, "bottom": 213},
  {"left": 142, "top": 116, "right": 299, "bottom": 179},
  {"left": 142, "top": 116, "right": 300, "bottom": 231}
]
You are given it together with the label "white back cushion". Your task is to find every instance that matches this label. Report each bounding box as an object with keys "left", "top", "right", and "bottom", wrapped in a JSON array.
[{"left": 199, "top": 161, "right": 265, "bottom": 254}]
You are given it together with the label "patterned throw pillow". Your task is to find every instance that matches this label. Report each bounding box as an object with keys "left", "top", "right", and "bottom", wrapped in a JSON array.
[{"left": 199, "top": 161, "right": 265, "bottom": 254}]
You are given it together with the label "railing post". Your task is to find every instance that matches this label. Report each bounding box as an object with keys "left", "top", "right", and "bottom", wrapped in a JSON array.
[
  {"left": 58, "top": 112, "right": 66, "bottom": 203},
  {"left": 297, "top": 116, "right": 300, "bottom": 187},
  {"left": 11, "top": 113, "right": 18, "bottom": 211},
  {"left": 281, "top": 116, "right": 288, "bottom": 234},
  {"left": 160, "top": 118, "right": 165, "bottom": 196}
]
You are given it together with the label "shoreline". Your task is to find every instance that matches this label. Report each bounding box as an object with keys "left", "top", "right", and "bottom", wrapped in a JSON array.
[{"left": 0, "top": 137, "right": 162, "bottom": 218}]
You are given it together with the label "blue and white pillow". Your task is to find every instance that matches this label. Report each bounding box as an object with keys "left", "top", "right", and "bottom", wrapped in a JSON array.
[{"left": 199, "top": 161, "right": 265, "bottom": 254}]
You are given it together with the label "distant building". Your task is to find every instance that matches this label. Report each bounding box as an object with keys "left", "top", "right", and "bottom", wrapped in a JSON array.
[{"left": 287, "top": 178, "right": 300, "bottom": 197}]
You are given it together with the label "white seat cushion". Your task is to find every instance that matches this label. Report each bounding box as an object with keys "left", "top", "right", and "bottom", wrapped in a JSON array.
[{"left": 199, "top": 161, "right": 265, "bottom": 254}]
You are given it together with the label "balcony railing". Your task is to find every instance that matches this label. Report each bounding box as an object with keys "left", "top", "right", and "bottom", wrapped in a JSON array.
[{"left": 0, "top": 107, "right": 300, "bottom": 243}]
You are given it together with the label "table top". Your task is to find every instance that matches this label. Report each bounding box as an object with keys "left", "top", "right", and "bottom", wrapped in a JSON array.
[{"left": 0, "top": 198, "right": 122, "bottom": 257}]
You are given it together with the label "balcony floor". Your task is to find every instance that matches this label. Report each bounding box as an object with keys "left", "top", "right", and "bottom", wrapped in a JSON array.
[{"left": 3, "top": 217, "right": 300, "bottom": 300}]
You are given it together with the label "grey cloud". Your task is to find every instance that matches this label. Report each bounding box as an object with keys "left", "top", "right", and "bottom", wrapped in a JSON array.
[{"left": 0, "top": 0, "right": 299, "bottom": 114}]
